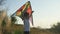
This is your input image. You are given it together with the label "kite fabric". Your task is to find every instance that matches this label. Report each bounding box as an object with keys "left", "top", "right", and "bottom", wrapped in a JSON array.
[
  {"left": 11, "top": 1, "right": 33, "bottom": 25},
  {"left": 16, "top": 1, "right": 32, "bottom": 18},
  {"left": 29, "top": 14, "right": 34, "bottom": 26}
]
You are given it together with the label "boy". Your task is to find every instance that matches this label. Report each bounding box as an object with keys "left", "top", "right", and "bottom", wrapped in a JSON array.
[{"left": 22, "top": 12, "right": 30, "bottom": 34}]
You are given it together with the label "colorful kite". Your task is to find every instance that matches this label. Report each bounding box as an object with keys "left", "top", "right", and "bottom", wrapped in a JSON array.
[{"left": 11, "top": 1, "right": 33, "bottom": 25}]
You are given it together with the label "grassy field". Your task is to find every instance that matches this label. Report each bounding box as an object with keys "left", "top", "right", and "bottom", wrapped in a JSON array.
[{"left": 10, "top": 24, "right": 60, "bottom": 34}]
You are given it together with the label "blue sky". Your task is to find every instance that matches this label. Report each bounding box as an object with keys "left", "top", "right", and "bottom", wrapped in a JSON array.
[{"left": 4, "top": 0, "right": 60, "bottom": 28}]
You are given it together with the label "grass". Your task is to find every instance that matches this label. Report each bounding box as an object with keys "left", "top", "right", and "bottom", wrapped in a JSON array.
[{"left": 12, "top": 24, "right": 60, "bottom": 34}]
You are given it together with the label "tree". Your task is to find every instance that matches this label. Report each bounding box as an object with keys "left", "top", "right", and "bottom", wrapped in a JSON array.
[{"left": 51, "top": 22, "right": 60, "bottom": 33}]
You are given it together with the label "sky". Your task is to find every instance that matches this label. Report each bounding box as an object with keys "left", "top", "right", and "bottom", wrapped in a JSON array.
[{"left": 3, "top": 0, "right": 60, "bottom": 28}]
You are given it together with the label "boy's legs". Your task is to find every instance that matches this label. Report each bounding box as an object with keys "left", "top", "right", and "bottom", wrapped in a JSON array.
[{"left": 24, "top": 31, "right": 30, "bottom": 34}]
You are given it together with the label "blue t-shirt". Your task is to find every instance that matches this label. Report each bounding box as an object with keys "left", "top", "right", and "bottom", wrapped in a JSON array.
[{"left": 23, "top": 18, "right": 30, "bottom": 31}]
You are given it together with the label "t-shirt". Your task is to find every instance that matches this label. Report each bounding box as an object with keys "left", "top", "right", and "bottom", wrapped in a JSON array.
[{"left": 23, "top": 18, "right": 30, "bottom": 31}]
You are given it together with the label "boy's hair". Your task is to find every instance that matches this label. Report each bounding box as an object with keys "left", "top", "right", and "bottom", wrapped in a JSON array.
[{"left": 24, "top": 12, "right": 29, "bottom": 17}]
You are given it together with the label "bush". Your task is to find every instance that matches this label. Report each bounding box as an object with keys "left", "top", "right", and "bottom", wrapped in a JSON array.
[{"left": 14, "top": 30, "right": 23, "bottom": 34}]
